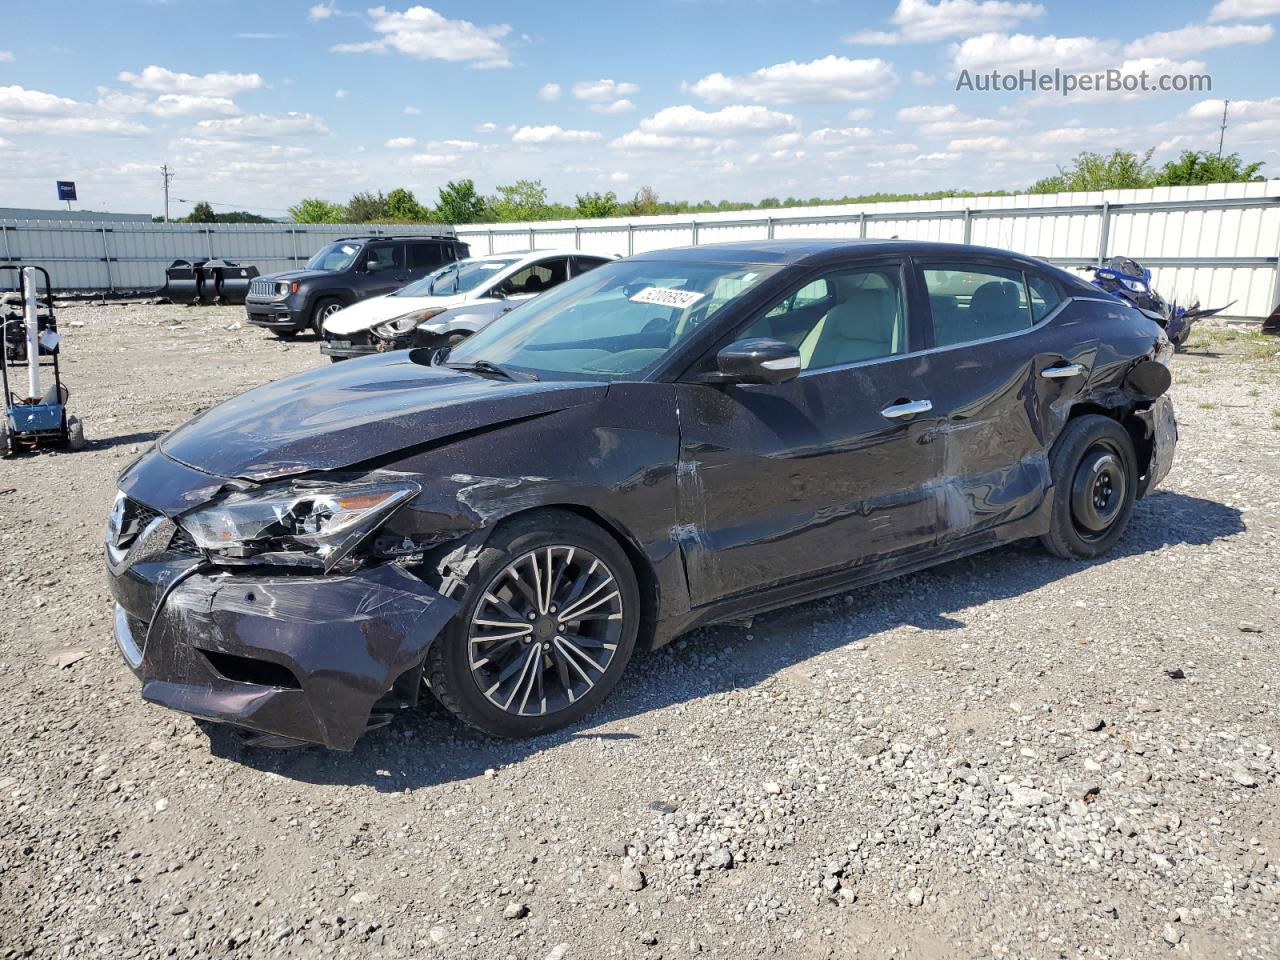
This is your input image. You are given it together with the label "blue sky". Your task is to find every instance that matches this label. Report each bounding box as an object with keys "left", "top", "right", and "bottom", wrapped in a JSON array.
[{"left": 2, "top": 0, "right": 1278, "bottom": 217}]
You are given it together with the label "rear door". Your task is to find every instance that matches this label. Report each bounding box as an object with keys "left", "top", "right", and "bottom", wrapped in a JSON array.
[
  {"left": 361, "top": 242, "right": 408, "bottom": 297},
  {"left": 407, "top": 241, "right": 449, "bottom": 282},
  {"left": 671, "top": 256, "right": 946, "bottom": 606},
  {"left": 910, "top": 258, "right": 1096, "bottom": 543}
]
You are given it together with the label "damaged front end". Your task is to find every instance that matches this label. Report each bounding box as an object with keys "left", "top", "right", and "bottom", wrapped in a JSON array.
[{"left": 106, "top": 447, "right": 458, "bottom": 750}]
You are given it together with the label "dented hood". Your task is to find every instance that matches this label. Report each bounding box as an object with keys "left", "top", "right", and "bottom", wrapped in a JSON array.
[{"left": 159, "top": 352, "right": 605, "bottom": 481}]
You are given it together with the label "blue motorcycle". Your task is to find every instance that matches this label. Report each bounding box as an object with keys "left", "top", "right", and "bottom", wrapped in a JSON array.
[{"left": 1083, "top": 256, "right": 1231, "bottom": 348}]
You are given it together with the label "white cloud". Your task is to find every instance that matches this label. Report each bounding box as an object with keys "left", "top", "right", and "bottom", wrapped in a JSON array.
[
  {"left": 0, "top": 51, "right": 12, "bottom": 62},
  {"left": 588, "top": 99, "right": 635, "bottom": 114},
  {"left": 685, "top": 56, "right": 896, "bottom": 104},
  {"left": 1182, "top": 96, "right": 1280, "bottom": 141},
  {"left": 765, "top": 132, "right": 804, "bottom": 149},
  {"left": 511, "top": 124, "right": 603, "bottom": 144},
  {"left": 0, "top": 115, "right": 149, "bottom": 136},
  {"left": 406, "top": 152, "right": 460, "bottom": 166},
  {"left": 474, "top": 121, "right": 497, "bottom": 132},
  {"left": 149, "top": 94, "right": 241, "bottom": 117},
  {"left": 1208, "top": 0, "right": 1280, "bottom": 21},
  {"left": 607, "top": 171, "right": 631, "bottom": 183},
  {"left": 537, "top": 82, "right": 562, "bottom": 101},
  {"left": 571, "top": 79, "right": 639, "bottom": 102},
  {"left": 0, "top": 85, "right": 81, "bottom": 115},
  {"left": 639, "top": 104, "right": 798, "bottom": 135},
  {"left": 609, "top": 130, "right": 716, "bottom": 152},
  {"left": 1125, "top": 22, "right": 1272, "bottom": 58},
  {"left": 335, "top": 88, "right": 349, "bottom": 98},
  {"left": 847, "top": 107, "right": 874, "bottom": 121},
  {"left": 0, "top": 136, "right": 12, "bottom": 147},
  {"left": 308, "top": 1, "right": 340, "bottom": 19},
  {"left": 896, "top": 103, "right": 960, "bottom": 123},
  {"left": 404, "top": 105, "right": 421, "bottom": 115},
  {"left": 910, "top": 70, "right": 937, "bottom": 85},
  {"left": 117, "top": 65, "right": 264, "bottom": 98},
  {"left": 807, "top": 127, "right": 876, "bottom": 144},
  {"left": 333, "top": 5, "right": 513, "bottom": 69},
  {"left": 385, "top": 136, "right": 417, "bottom": 148},
  {"left": 846, "top": 0, "right": 1044, "bottom": 44},
  {"left": 0, "top": 85, "right": 151, "bottom": 135},
  {"left": 425, "top": 138, "right": 482, "bottom": 151},
  {"left": 1027, "top": 56, "right": 1210, "bottom": 104},
  {"left": 951, "top": 33, "right": 1117, "bottom": 70},
  {"left": 947, "top": 135, "right": 1014, "bottom": 151},
  {"left": 897, "top": 104, "right": 1017, "bottom": 137},
  {"left": 194, "top": 112, "right": 329, "bottom": 138}
]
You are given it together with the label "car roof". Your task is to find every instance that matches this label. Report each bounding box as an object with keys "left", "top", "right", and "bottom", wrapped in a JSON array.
[
  {"left": 627, "top": 239, "right": 1052, "bottom": 268},
  {"left": 468, "top": 249, "right": 615, "bottom": 264}
]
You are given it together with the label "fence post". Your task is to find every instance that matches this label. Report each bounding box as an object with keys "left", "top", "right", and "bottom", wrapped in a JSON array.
[
  {"left": 487, "top": 230, "right": 494, "bottom": 255},
  {"left": 766, "top": 216, "right": 775, "bottom": 239},
  {"left": 1096, "top": 201, "right": 1111, "bottom": 265},
  {"left": 1, "top": 224, "right": 12, "bottom": 262},
  {"left": 574, "top": 225, "right": 581, "bottom": 250},
  {"left": 100, "top": 227, "right": 114, "bottom": 293},
  {"left": 858, "top": 212, "right": 867, "bottom": 238},
  {"left": 1270, "top": 235, "right": 1280, "bottom": 318},
  {"left": 691, "top": 220, "right": 699, "bottom": 245},
  {"left": 627, "top": 223, "right": 634, "bottom": 256},
  {"left": 528, "top": 226, "right": 536, "bottom": 249},
  {"left": 962, "top": 208, "right": 973, "bottom": 245},
  {"left": 205, "top": 226, "right": 214, "bottom": 259},
  {"left": 290, "top": 227, "right": 299, "bottom": 264}
]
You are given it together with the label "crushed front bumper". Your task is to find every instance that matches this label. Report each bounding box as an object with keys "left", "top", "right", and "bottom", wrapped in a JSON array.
[{"left": 109, "top": 555, "right": 458, "bottom": 750}]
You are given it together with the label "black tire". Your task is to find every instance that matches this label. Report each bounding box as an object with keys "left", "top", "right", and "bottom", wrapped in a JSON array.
[
  {"left": 425, "top": 510, "right": 640, "bottom": 738},
  {"left": 310, "top": 298, "right": 344, "bottom": 336},
  {"left": 1039, "top": 415, "right": 1138, "bottom": 559}
]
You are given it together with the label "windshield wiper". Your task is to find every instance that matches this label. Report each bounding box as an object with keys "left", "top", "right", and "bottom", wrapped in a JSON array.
[{"left": 444, "top": 359, "right": 538, "bottom": 382}]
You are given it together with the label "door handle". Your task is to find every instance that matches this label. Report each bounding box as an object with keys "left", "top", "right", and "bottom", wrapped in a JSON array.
[
  {"left": 1041, "top": 363, "right": 1085, "bottom": 380},
  {"left": 880, "top": 399, "right": 933, "bottom": 419}
]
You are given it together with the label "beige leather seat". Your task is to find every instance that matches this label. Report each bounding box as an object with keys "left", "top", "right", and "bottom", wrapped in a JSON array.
[{"left": 798, "top": 286, "right": 901, "bottom": 369}]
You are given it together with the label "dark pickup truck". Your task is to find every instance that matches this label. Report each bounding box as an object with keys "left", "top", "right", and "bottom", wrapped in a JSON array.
[{"left": 245, "top": 234, "right": 470, "bottom": 337}]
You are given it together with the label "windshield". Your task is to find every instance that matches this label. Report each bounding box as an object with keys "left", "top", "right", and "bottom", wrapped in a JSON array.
[
  {"left": 305, "top": 241, "right": 362, "bottom": 272},
  {"left": 396, "top": 257, "right": 521, "bottom": 297},
  {"left": 448, "top": 259, "right": 779, "bottom": 381}
]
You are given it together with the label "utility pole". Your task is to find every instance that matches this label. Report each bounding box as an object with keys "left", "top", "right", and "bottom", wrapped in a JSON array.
[
  {"left": 160, "top": 164, "right": 176, "bottom": 222},
  {"left": 1217, "top": 100, "right": 1230, "bottom": 158}
]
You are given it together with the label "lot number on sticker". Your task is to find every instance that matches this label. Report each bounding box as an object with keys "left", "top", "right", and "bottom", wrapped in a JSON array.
[{"left": 629, "top": 286, "right": 705, "bottom": 309}]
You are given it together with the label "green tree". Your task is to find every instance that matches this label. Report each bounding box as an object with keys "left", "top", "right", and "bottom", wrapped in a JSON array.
[
  {"left": 574, "top": 190, "right": 619, "bottom": 218},
  {"left": 1153, "top": 150, "right": 1265, "bottom": 186},
  {"left": 628, "top": 185, "right": 661, "bottom": 216},
  {"left": 435, "top": 179, "right": 488, "bottom": 224},
  {"left": 385, "top": 187, "right": 430, "bottom": 221},
  {"left": 216, "top": 210, "right": 275, "bottom": 223},
  {"left": 288, "top": 197, "right": 346, "bottom": 223},
  {"left": 185, "top": 201, "right": 217, "bottom": 223},
  {"left": 1029, "top": 149, "right": 1156, "bottom": 193},
  {"left": 489, "top": 179, "right": 552, "bottom": 221},
  {"left": 346, "top": 190, "right": 389, "bottom": 222}
]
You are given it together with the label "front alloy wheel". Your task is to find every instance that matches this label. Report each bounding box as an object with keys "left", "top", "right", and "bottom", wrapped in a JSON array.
[
  {"left": 425, "top": 510, "right": 640, "bottom": 738},
  {"left": 469, "top": 546, "right": 623, "bottom": 717}
]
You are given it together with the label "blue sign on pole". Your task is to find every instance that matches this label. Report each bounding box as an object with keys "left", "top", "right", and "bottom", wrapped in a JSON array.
[{"left": 56, "top": 181, "right": 77, "bottom": 202}]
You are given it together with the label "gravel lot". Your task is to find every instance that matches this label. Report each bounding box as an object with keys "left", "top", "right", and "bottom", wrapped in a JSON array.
[{"left": 1, "top": 302, "right": 1277, "bottom": 960}]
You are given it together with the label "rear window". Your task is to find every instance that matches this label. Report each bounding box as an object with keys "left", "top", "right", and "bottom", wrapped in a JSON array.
[{"left": 922, "top": 263, "right": 1043, "bottom": 347}]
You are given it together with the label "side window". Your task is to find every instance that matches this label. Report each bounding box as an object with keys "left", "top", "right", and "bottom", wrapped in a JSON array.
[
  {"left": 499, "top": 257, "right": 570, "bottom": 296},
  {"left": 572, "top": 256, "right": 610, "bottom": 276},
  {"left": 367, "top": 243, "right": 404, "bottom": 270},
  {"left": 739, "top": 266, "right": 907, "bottom": 371},
  {"left": 409, "top": 243, "right": 447, "bottom": 271},
  {"left": 1026, "top": 272, "right": 1061, "bottom": 322},
  {"left": 921, "top": 263, "right": 1030, "bottom": 347}
]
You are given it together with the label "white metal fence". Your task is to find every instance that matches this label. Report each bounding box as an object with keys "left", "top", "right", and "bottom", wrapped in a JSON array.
[
  {"left": 457, "top": 180, "right": 1280, "bottom": 320},
  {"left": 0, "top": 221, "right": 454, "bottom": 293},
  {"left": 5, "top": 181, "right": 1279, "bottom": 319}
]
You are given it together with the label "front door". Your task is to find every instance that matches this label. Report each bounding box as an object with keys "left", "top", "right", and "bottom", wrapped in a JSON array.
[{"left": 672, "top": 259, "right": 945, "bottom": 607}]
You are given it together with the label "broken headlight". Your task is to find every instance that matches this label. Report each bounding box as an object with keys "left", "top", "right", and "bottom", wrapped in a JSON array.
[
  {"left": 180, "top": 480, "right": 419, "bottom": 572},
  {"left": 373, "top": 308, "right": 445, "bottom": 339}
]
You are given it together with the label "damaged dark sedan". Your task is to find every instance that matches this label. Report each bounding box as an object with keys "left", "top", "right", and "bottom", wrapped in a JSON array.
[{"left": 105, "top": 240, "right": 1177, "bottom": 749}]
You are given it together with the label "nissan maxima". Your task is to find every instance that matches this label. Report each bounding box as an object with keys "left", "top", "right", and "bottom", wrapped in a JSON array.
[{"left": 105, "top": 240, "right": 1177, "bottom": 749}]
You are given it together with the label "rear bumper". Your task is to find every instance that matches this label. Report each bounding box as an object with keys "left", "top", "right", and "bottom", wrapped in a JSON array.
[
  {"left": 110, "top": 558, "right": 458, "bottom": 750},
  {"left": 1137, "top": 394, "right": 1177, "bottom": 497}
]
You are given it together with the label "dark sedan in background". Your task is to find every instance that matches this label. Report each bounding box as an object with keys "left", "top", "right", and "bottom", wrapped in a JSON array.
[{"left": 106, "top": 240, "right": 1176, "bottom": 749}]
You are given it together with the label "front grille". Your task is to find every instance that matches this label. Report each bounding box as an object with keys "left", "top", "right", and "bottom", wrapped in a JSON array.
[
  {"left": 168, "top": 526, "right": 202, "bottom": 557},
  {"left": 249, "top": 279, "right": 280, "bottom": 299}
]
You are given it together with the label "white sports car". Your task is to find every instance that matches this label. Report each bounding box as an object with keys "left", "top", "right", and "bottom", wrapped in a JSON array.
[{"left": 320, "top": 249, "right": 615, "bottom": 360}]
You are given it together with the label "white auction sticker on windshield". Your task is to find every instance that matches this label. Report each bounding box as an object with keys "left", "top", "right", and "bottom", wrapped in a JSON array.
[{"left": 629, "top": 286, "right": 705, "bottom": 309}]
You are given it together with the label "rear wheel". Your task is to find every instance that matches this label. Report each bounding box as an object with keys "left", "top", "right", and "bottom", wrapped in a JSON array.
[
  {"left": 1040, "top": 415, "right": 1137, "bottom": 559},
  {"left": 311, "top": 298, "right": 344, "bottom": 336},
  {"left": 425, "top": 511, "right": 640, "bottom": 738}
]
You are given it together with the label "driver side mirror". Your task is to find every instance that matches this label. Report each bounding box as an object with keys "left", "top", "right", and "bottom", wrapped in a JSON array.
[
  {"left": 706, "top": 338, "right": 801, "bottom": 385},
  {"left": 365, "top": 259, "right": 383, "bottom": 273}
]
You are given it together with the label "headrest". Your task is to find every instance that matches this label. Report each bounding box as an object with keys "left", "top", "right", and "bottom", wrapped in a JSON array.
[
  {"left": 970, "top": 280, "right": 1020, "bottom": 316},
  {"left": 830, "top": 287, "right": 894, "bottom": 340}
]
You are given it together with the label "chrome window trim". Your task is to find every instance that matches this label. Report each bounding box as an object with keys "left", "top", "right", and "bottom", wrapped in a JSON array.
[{"left": 783, "top": 294, "right": 1077, "bottom": 381}]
